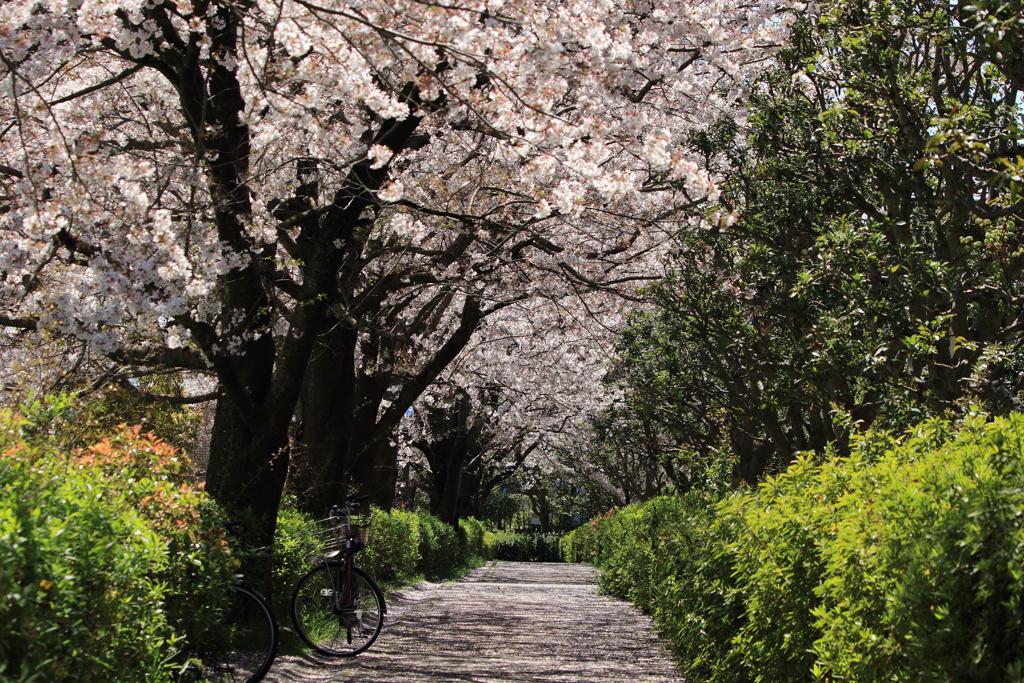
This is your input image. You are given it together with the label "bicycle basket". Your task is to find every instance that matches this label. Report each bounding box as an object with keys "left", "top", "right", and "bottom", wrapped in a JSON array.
[
  {"left": 349, "top": 513, "right": 373, "bottom": 545},
  {"left": 307, "top": 512, "right": 373, "bottom": 563}
]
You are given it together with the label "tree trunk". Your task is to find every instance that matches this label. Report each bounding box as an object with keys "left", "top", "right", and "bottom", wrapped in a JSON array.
[{"left": 288, "top": 325, "right": 358, "bottom": 514}]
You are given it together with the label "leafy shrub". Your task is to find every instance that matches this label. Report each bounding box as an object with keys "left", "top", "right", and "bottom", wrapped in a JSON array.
[
  {"left": 355, "top": 508, "right": 482, "bottom": 582},
  {"left": 580, "top": 415, "right": 1024, "bottom": 683},
  {"left": 490, "top": 531, "right": 564, "bottom": 561},
  {"left": 482, "top": 530, "right": 499, "bottom": 560},
  {"left": 560, "top": 509, "right": 612, "bottom": 562},
  {"left": 415, "top": 511, "right": 460, "bottom": 578},
  {"left": 273, "top": 503, "right": 322, "bottom": 592},
  {"left": 0, "top": 409, "right": 232, "bottom": 683},
  {"left": 458, "top": 517, "right": 485, "bottom": 565},
  {"left": 800, "top": 415, "right": 1024, "bottom": 682},
  {"left": 533, "top": 533, "right": 564, "bottom": 561},
  {"left": 362, "top": 508, "right": 421, "bottom": 581},
  {"left": 492, "top": 530, "right": 525, "bottom": 559}
]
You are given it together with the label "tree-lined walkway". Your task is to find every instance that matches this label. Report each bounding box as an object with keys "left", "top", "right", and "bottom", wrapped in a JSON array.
[{"left": 269, "top": 561, "right": 683, "bottom": 682}]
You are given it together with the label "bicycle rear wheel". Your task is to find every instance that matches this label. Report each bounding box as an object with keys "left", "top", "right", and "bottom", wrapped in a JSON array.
[
  {"left": 291, "top": 563, "right": 385, "bottom": 656},
  {"left": 193, "top": 583, "right": 279, "bottom": 682}
]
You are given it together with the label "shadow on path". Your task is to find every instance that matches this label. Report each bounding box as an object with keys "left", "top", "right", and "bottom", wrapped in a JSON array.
[{"left": 267, "top": 561, "right": 683, "bottom": 683}]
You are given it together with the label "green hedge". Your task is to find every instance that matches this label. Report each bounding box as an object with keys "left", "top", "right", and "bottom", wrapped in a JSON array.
[
  {"left": 360, "top": 508, "right": 421, "bottom": 581},
  {"left": 356, "top": 509, "right": 485, "bottom": 582},
  {"left": 272, "top": 504, "right": 322, "bottom": 592},
  {"left": 458, "top": 517, "right": 486, "bottom": 564},
  {"left": 571, "top": 414, "right": 1024, "bottom": 683},
  {"left": 415, "top": 511, "right": 460, "bottom": 577},
  {"left": 483, "top": 530, "right": 498, "bottom": 559},
  {"left": 489, "top": 531, "right": 564, "bottom": 561},
  {"left": 0, "top": 413, "right": 233, "bottom": 683}
]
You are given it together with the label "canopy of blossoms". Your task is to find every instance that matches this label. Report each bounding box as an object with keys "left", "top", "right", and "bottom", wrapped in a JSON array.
[
  {"left": 0, "top": 0, "right": 797, "bottom": 519},
  {"left": 1, "top": 0, "right": 793, "bottom": 353}
]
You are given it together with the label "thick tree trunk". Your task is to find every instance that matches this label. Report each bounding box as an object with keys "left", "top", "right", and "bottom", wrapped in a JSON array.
[
  {"left": 730, "top": 416, "right": 775, "bottom": 486},
  {"left": 435, "top": 447, "right": 466, "bottom": 525},
  {"left": 292, "top": 296, "right": 486, "bottom": 517},
  {"left": 535, "top": 489, "right": 551, "bottom": 534},
  {"left": 288, "top": 325, "right": 358, "bottom": 514},
  {"left": 206, "top": 399, "right": 292, "bottom": 542},
  {"left": 455, "top": 465, "right": 485, "bottom": 520}
]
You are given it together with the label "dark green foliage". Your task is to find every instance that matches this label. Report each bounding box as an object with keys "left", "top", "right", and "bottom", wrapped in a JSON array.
[
  {"left": 458, "top": 517, "right": 486, "bottom": 564},
  {"left": 605, "top": 0, "right": 1024, "bottom": 486},
  {"left": 490, "top": 531, "right": 564, "bottom": 561},
  {"left": 415, "top": 511, "right": 461, "bottom": 578},
  {"left": 577, "top": 414, "right": 1024, "bottom": 683},
  {"left": 481, "top": 491, "right": 525, "bottom": 529}
]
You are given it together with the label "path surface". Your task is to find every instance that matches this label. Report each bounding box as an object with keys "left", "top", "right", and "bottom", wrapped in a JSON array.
[{"left": 267, "top": 561, "right": 683, "bottom": 682}]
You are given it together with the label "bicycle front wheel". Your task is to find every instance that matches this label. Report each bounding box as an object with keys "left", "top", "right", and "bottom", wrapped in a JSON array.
[
  {"left": 291, "top": 563, "right": 385, "bottom": 656},
  {"left": 197, "top": 583, "right": 279, "bottom": 682}
]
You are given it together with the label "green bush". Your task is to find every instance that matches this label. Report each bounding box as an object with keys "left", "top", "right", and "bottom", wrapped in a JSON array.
[
  {"left": 458, "top": 517, "right": 485, "bottom": 565},
  {"left": 490, "top": 531, "right": 564, "bottom": 561},
  {"left": 560, "top": 509, "right": 611, "bottom": 562},
  {"left": 273, "top": 503, "right": 322, "bottom": 592},
  {"left": 492, "top": 530, "right": 525, "bottom": 560},
  {"left": 362, "top": 508, "right": 421, "bottom": 581},
  {"left": 482, "top": 530, "right": 499, "bottom": 560},
  {"left": 415, "top": 511, "right": 460, "bottom": 578},
  {"left": 355, "top": 509, "right": 481, "bottom": 582},
  {"left": 0, "top": 410, "right": 233, "bottom": 683},
  {"left": 580, "top": 414, "right": 1024, "bottom": 683}
]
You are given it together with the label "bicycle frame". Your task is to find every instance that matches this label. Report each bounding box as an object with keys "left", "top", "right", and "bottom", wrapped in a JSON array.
[
  {"left": 291, "top": 495, "right": 385, "bottom": 656},
  {"left": 328, "top": 503, "right": 364, "bottom": 613}
]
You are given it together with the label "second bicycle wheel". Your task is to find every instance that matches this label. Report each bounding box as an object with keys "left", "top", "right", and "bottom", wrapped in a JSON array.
[
  {"left": 191, "top": 583, "right": 279, "bottom": 683},
  {"left": 291, "top": 563, "right": 385, "bottom": 656}
]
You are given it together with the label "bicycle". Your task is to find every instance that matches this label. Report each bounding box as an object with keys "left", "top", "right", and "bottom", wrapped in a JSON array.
[
  {"left": 290, "top": 495, "right": 387, "bottom": 657},
  {"left": 180, "top": 522, "right": 280, "bottom": 682}
]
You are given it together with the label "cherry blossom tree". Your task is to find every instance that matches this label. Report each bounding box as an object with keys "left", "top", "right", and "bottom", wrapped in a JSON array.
[
  {"left": 0, "top": 0, "right": 794, "bottom": 539},
  {"left": 397, "top": 291, "right": 630, "bottom": 522}
]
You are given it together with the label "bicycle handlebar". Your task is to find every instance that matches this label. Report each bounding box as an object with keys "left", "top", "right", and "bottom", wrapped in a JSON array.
[{"left": 331, "top": 495, "right": 369, "bottom": 514}]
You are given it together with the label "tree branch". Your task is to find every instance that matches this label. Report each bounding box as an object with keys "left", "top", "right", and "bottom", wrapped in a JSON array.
[
  {"left": 114, "top": 377, "right": 218, "bottom": 405},
  {"left": 49, "top": 64, "right": 144, "bottom": 106}
]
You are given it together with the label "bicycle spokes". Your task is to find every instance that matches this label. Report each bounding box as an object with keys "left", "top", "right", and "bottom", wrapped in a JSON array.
[{"left": 292, "top": 563, "right": 385, "bottom": 657}]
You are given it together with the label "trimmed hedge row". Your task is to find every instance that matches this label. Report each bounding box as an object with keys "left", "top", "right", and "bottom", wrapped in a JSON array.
[
  {"left": 361, "top": 510, "right": 485, "bottom": 581},
  {"left": 563, "top": 414, "right": 1024, "bottom": 683},
  {"left": 487, "top": 531, "right": 564, "bottom": 561}
]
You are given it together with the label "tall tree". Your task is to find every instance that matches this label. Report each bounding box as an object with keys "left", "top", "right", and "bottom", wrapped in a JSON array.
[
  {"left": 609, "top": 0, "right": 1024, "bottom": 483},
  {"left": 0, "top": 0, "right": 791, "bottom": 538}
]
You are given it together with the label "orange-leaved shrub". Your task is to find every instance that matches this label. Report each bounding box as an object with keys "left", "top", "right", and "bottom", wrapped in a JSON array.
[{"left": 0, "top": 402, "right": 233, "bottom": 683}]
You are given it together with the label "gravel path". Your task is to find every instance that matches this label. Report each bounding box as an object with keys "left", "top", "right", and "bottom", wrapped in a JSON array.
[{"left": 266, "top": 560, "right": 684, "bottom": 682}]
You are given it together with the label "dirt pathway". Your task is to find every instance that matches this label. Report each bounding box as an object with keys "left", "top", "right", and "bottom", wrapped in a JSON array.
[{"left": 267, "top": 561, "right": 683, "bottom": 683}]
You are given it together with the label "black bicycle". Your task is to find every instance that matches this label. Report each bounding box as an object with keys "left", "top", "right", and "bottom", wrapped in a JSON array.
[
  {"left": 180, "top": 522, "right": 279, "bottom": 682},
  {"left": 291, "top": 495, "right": 386, "bottom": 656}
]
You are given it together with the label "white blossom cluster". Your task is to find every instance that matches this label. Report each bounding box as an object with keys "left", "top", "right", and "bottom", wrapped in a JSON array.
[
  {"left": 399, "top": 289, "right": 636, "bottom": 481},
  {"left": 0, "top": 0, "right": 794, "bottom": 393}
]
